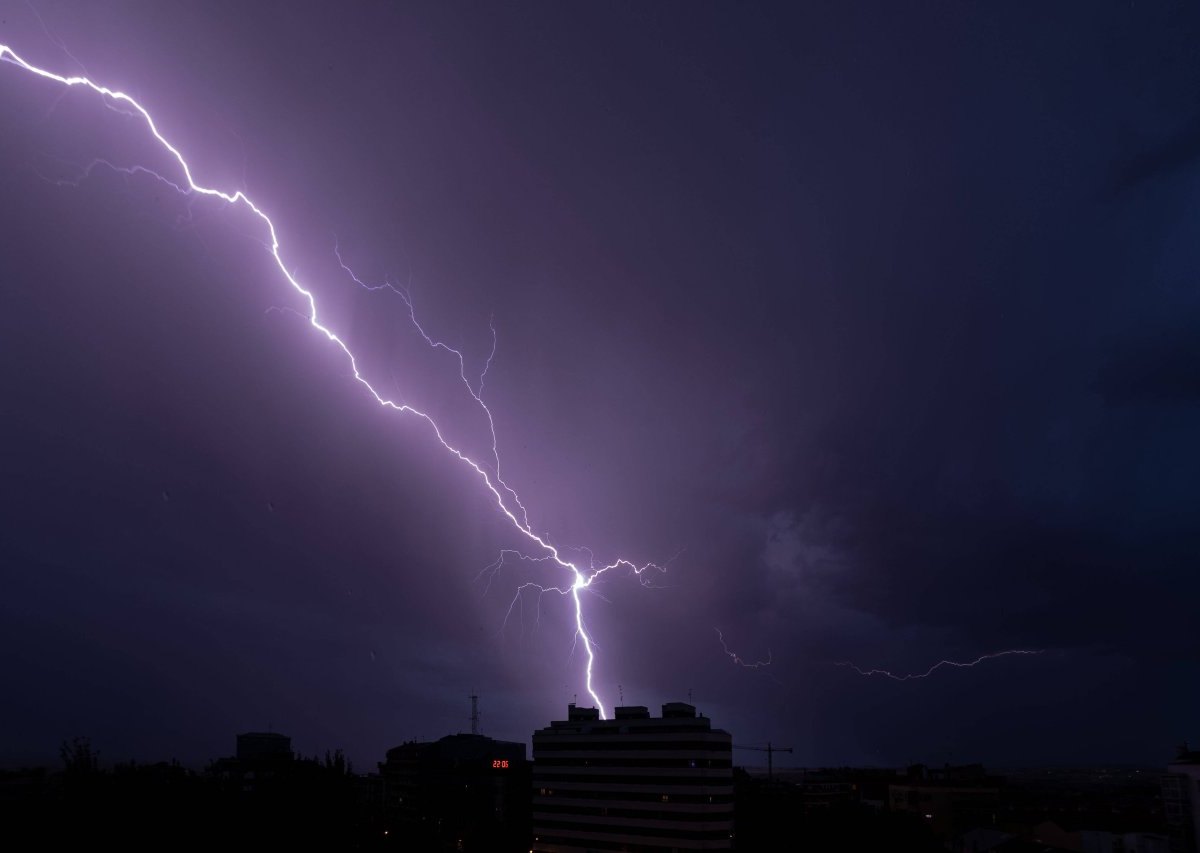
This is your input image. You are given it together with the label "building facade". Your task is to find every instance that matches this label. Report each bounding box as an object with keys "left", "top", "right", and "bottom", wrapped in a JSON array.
[
  {"left": 1164, "top": 747, "right": 1200, "bottom": 853},
  {"left": 888, "top": 764, "right": 1000, "bottom": 840},
  {"left": 532, "top": 702, "right": 734, "bottom": 852}
]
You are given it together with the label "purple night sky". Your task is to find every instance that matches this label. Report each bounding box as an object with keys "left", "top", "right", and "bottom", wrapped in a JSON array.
[{"left": 1, "top": 1, "right": 1197, "bottom": 770}]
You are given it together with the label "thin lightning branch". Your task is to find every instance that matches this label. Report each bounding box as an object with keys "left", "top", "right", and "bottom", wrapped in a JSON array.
[
  {"left": 835, "top": 649, "right": 1044, "bottom": 681},
  {"left": 0, "top": 42, "right": 663, "bottom": 720},
  {"left": 264, "top": 305, "right": 311, "bottom": 323},
  {"left": 25, "top": 0, "right": 89, "bottom": 78},
  {"left": 332, "top": 245, "right": 529, "bottom": 529},
  {"left": 478, "top": 314, "right": 497, "bottom": 395},
  {"left": 715, "top": 628, "right": 772, "bottom": 669},
  {"left": 506, "top": 581, "right": 573, "bottom": 632},
  {"left": 35, "top": 157, "right": 199, "bottom": 232},
  {"left": 477, "top": 549, "right": 559, "bottom": 599},
  {"left": 715, "top": 628, "right": 784, "bottom": 687}
]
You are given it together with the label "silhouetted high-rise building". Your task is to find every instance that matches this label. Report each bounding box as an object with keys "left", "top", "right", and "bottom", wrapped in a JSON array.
[
  {"left": 532, "top": 702, "right": 734, "bottom": 852},
  {"left": 1165, "top": 745, "right": 1200, "bottom": 853}
]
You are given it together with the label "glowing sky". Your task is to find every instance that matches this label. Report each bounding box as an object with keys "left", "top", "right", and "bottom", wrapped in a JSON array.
[{"left": 0, "top": 1, "right": 1197, "bottom": 769}]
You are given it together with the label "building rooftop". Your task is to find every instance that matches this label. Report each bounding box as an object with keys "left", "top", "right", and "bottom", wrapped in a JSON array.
[
  {"left": 536, "top": 701, "right": 727, "bottom": 736},
  {"left": 384, "top": 732, "right": 525, "bottom": 765}
]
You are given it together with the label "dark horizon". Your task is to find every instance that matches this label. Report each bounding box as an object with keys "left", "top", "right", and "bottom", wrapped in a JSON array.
[
  {"left": 1, "top": 1, "right": 1197, "bottom": 774},
  {"left": 0, "top": 709, "right": 1185, "bottom": 775}
]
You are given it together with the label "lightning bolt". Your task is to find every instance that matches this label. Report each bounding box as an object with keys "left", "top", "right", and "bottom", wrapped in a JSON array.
[
  {"left": 835, "top": 649, "right": 1044, "bottom": 681},
  {"left": 0, "top": 41, "right": 662, "bottom": 719}
]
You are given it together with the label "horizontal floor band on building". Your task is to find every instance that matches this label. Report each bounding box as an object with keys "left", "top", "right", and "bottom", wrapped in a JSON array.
[
  {"left": 534, "top": 817, "right": 732, "bottom": 839},
  {"left": 535, "top": 795, "right": 733, "bottom": 811},
  {"left": 534, "top": 745, "right": 731, "bottom": 756},
  {"left": 536, "top": 724, "right": 728, "bottom": 735},
  {"left": 534, "top": 748, "right": 731, "bottom": 755},
  {"left": 534, "top": 766, "right": 733, "bottom": 778},
  {"left": 533, "top": 788, "right": 733, "bottom": 804},
  {"left": 536, "top": 791, "right": 734, "bottom": 805},
  {"left": 534, "top": 738, "right": 731, "bottom": 750},
  {"left": 535, "top": 757, "right": 732, "bottom": 768},
  {"left": 534, "top": 803, "right": 733, "bottom": 821},
  {"left": 534, "top": 771, "right": 732, "bottom": 786},
  {"left": 534, "top": 837, "right": 733, "bottom": 853}
]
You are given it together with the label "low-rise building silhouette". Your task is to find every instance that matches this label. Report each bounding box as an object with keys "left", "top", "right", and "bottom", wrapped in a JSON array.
[
  {"left": 888, "top": 764, "right": 1001, "bottom": 839},
  {"left": 379, "top": 732, "right": 529, "bottom": 851},
  {"left": 209, "top": 730, "right": 296, "bottom": 792}
]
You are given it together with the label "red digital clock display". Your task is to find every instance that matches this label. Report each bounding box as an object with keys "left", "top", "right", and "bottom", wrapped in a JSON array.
[{"left": 492, "top": 759, "right": 510, "bottom": 769}]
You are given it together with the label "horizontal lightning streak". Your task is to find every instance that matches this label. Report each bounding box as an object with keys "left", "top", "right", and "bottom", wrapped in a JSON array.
[
  {"left": 0, "top": 42, "right": 663, "bottom": 719},
  {"left": 835, "top": 649, "right": 1044, "bottom": 681}
]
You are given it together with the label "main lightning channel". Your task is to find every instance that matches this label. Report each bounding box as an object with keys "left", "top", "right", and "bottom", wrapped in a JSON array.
[{"left": 0, "top": 42, "right": 656, "bottom": 719}]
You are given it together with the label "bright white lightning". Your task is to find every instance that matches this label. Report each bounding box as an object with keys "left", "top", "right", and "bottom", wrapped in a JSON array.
[
  {"left": 835, "top": 649, "right": 1044, "bottom": 681},
  {"left": 0, "top": 42, "right": 663, "bottom": 719}
]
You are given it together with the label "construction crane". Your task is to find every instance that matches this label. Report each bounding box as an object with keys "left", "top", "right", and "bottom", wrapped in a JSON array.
[{"left": 734, "top": 742, "right": 793, "bottom": 780}]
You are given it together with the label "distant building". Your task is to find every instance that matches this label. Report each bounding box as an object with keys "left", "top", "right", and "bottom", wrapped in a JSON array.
[
  {"left": 1164, "top": 745, "right": 1200, "bottom": 853},
  {"left": 236, "top": 732, "right": 293, "bottom": 764},
  {"left": 531, "top": 702, "right": 734, "bottom": 852},
  {"left": 1080, "top": 829, "right": 1169, "bottom": 853},
  {"left": 209, "top": 730, "right": 296, "bottom": 791},
  {"left": 378, "top": 732, "right": 529, "bottom": 851},
  {"left": 1023, "top": 820, "right": 1169, "bottom": 853},
  {"left": 889, "top": 764, "right": 1001, "bottom": 839}
]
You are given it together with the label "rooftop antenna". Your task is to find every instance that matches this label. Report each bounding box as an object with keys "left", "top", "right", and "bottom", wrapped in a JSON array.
[
  {"left": 618, "top": 684, "right": 624, "bottom": 704},
  {"left": 469, "top": 693, "right": 480, "bottom": 735},
  {"left": 687, "top": 688, "right": 693, "bottom": 703}
]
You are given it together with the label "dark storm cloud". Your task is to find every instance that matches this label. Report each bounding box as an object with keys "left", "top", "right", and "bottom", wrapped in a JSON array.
[
  {"left": 1099, "top": 331, "right": 1200, "bottom": 404},
  {"left": 1114, "top": 116, "right": 1200, "bottom": 193}
]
